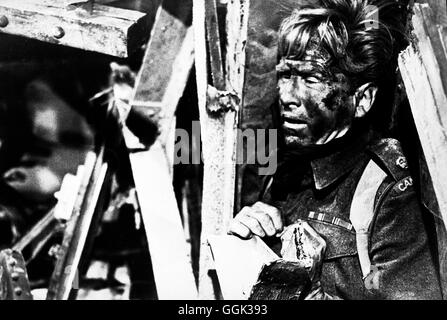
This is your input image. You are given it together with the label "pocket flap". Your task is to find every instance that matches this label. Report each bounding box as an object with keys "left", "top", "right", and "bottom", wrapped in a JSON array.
[{"left": 307, "top": 220, "right": 358, "bottom": 260}]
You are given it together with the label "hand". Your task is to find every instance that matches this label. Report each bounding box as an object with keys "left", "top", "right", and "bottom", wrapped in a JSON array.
[{"left": 228, "top": 202, "right": 283, "bottom": 239}]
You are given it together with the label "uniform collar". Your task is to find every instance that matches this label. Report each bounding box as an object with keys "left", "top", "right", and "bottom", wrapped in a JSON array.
[{"left": 310, "top": 129, "right": 373, "bottom": 190}]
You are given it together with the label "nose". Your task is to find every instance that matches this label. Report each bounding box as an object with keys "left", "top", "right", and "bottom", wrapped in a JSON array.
[{"left": 278, "top": 77, "right": 303, "bottom": 110}]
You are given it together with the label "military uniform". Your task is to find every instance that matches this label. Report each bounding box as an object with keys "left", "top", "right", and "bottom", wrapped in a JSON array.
[{"left": 261, "top": 131, "right": 443, "bottom": 300}]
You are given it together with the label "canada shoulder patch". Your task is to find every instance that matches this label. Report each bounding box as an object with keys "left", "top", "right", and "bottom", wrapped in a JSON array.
[{"left": 395, "top": 176, "right": 414, "bottom": 193}]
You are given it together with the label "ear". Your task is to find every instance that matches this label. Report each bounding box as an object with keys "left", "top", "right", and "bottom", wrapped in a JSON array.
[{"left": 353, "top": 83, "right": 378, "bottom": 118}]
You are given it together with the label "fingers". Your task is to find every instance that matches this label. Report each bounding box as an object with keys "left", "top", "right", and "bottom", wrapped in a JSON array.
[
  {"left": 238, "top": 213, "right": 267, "bottom": 237},
  {"left": 228, "top": 206, "right": 265, "bottom": 239},
  {"left": 228, "top": 219, "right": 252, "bottom": 239},
  {"left": 248, "top": 210, "right": 276, "bottom": 236},
  {"left": 228, "top": 202, "right": 283, "bottom": 239},
  {"left": 253, "top": 202, "right": 284, "bottom": 233}
]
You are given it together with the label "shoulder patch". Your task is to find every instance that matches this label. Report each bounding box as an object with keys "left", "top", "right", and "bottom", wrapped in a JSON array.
[
  {"left": 395, "top": 176, "right": 414, "bottom": 193},
  {"left": 368, "top": 138, "right": 410, "bottom": 182}
]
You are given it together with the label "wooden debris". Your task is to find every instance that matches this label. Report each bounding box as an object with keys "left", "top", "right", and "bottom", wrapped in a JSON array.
[
  {"left": 423, "top": 0, "right": 447, "bottom": 26},
  {"left": 12, "top": 209, "right": 61, "bottom": 264},
  {"left": 0, "top": 0, "right": 154, "bottom": 57},
  {"left": 193, "top": 0, "right": 249, "bottom": 299},
  {"left": 129, "top": 142, "right": 197, "bottom": 299},
  {"left": 124, "top": 0, "right": 197, "bottom": 300},
  {"left": 46, "top": 151, "right": 109, "bottom": 300},
  {"left": 131, "top": 0, "right": 194, "bottom": 150},
  {"left": 0, "top": 249, "right": 33, "bottom": 300},
  {"left": 398, "top": 2, "right": 447, "bottom": 297}
]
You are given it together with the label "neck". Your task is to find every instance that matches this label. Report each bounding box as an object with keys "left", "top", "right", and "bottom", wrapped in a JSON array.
[{"left": 280, "top": 122, "right": 375, "bottom": 163}]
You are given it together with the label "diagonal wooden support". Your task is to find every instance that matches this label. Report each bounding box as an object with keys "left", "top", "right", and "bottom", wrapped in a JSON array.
[
  {"left": 46, "top": 151, "right": 109, "bottom": 300},
  {"left": 0, "top": 0, "right": 155, "bottom": 57},
  {"left": 131, "top": 0, "right": 194, "bottom": 151},
  {"left": 424, "top": 0, "right": 447, "bottom": 26},
  {"left": 193, "top": 0, "right": 249, "bottom": 299},
  {"left": 124, "top": 0, "right": 197, "bottom": 300},
  {"left": 399, "top": 2, "right": 447, "bottom": 298}
]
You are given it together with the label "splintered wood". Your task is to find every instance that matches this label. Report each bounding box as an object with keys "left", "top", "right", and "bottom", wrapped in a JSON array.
[
  {"left": 125, "top": 0, "right": 197, "bottom": 300},
  {"left": 398, "top": 2, "right": 447, "bottom": 297},
  {"left": 0, "top": 0, "right": 153, "bottom": 57},
  {"left": 132, "top": 0, "right": 194, "bottom": 149},
  {"left": 46, "top": 151, "right": 108, "bottom": 300},
  {"left": 193, "top": 0, "right": 249, "bottom": 299}
]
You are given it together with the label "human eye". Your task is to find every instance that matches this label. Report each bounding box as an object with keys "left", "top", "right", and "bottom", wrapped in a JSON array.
[
  {"left": 276, "top": 64, "right": 291, "bottom": 79},
  {"left": 303, "top": 72, "right": 327, "bottom": 84},
  {"left": 304, "top": 76, "right": 321, "bottom": 84}
]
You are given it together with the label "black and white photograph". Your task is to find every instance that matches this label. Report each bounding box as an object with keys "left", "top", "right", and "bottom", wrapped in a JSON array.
[{"left": 0, "top": 0, "right": 446, "bottom": 307}]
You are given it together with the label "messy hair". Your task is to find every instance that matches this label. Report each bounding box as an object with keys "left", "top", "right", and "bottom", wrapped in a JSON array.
[{"left": 278, "top": 0, "right": 406, "bottom": 87}]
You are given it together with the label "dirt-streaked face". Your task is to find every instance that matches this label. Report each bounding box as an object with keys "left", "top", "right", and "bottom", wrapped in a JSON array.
[{"left": 277, "top": 47, "right": 356, "bottom": 149}]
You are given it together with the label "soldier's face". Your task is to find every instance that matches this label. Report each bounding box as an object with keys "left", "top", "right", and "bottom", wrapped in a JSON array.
[{"left": 277, "top": 47, "right": 356, "bottom": 148}]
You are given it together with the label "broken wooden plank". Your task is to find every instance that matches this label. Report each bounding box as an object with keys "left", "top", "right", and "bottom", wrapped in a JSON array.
[
  {"left": 131, "top": 0, "right": 194, "bottom": 150},
  {"left": 0, "top": 0, "right": 154, "bottom": 57},
  {"left": 123, "top": 0, "right": 197, "bottom": 300},
  {"left": 13, "top": 171, "right": 84, "bottom": 264},
  {"left": 129, "top": 142, "right": 197, "bottom": 299},
  {"left": 398, "top": 2, "right": 447, "bottom": 297},
  {"left": 46, "top": 151, "right": 108, "bottom": 300},
  {"left": 422, "top": 0, "right": 447, "bottom": 26},
  {"left": 12, "top": 209, "right": 60, "bottom": 263},
  {"left": 194, "top": 0, "right": 249, "bottom": 299},
  {"left": 399, "top": 3, "right": 447, "bottom": 233}
]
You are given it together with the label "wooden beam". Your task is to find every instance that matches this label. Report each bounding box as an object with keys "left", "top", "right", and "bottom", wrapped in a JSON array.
[
  {"left": 204, "top": 0, "right": 225, "bottom": 90},
  {"left": 398, "top": 2, "right": 447, "bottom": 297},
  {"left": 193, "top": 0, "right": 249, "bottom": 299},
  {"left": 422, "top": 0, "right": 447, "bottom": 26},
  {"left": 0, "top": 0, "right": 154, "bottom": 57},
  {"left": 124, "top": 0, "right": 197, "bottom": 300},
  {"left": 129, "top": 142, "right": 197, "bottom": 299},
  {"left": 131, "top": 0, "right": 194, "bottom": 149},
  {"left": 46, "top": 151, "right": 108, "bottom": 300}
]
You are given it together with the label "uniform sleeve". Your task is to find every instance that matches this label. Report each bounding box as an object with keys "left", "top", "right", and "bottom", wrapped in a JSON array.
[{"left": 368, "top": 177, "right": 443, "bottom": 300}]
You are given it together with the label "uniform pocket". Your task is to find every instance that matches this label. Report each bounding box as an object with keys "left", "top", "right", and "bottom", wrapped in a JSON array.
[{"left": 307, "top": 219, "right": 358, "bottom": 261}]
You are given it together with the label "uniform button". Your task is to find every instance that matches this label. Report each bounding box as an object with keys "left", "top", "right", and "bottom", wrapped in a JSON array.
[
  {"left": 0, "top": 16, "right": 8, "bottom": 28},
  {"left": 52, "top": 26, "right": 65, "bottom": 39}
]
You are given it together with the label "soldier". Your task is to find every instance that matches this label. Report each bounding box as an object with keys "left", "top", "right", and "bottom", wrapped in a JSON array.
[{"left": 229, "top": 0, "right": 443, "bottom": 299}]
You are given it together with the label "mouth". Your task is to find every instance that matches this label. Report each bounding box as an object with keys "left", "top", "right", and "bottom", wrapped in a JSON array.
[
  {"left": 280, "top": 106, "right": 308, "bottom": 124},
  {"left": 282, "top": 116, "right": 307, "bottom": 124},
  {"left": 281, "top": 112, "right": 308, "bottom": 129},
  {"left": 282, "top": 122, "right": 308, "bottom": 133}
]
